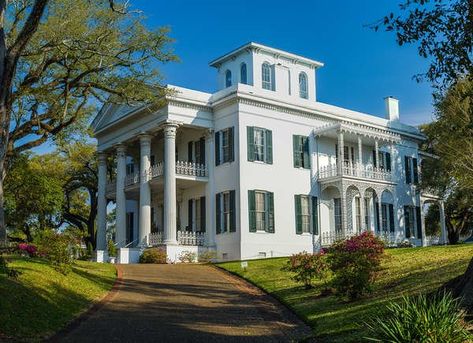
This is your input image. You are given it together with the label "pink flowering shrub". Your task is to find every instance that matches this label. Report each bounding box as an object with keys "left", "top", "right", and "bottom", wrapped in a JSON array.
[
  {"left": 328, "top": 232, "right": 385, "bottom": 299},
  {"left": 284, "top": 251, "right": 329, "bottom": 289},
  {"left": 17, "top": 243, "right": 37, "bottom": 257}
]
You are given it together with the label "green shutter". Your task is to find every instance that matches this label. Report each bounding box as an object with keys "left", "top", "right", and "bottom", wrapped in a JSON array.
[
  {"left": 215, "top": 131, "right": 220, "bottom": 166},
  {"left": 386, "top": 152, "right": 391, "bottom": 172},
  {"left": 248, "top": 190, "right": 256, "bottom": 232},
  {"left": 303, "top": 136, "right": 310, "bottom": 169},
  {"left": 216, "top": 193, "right": 221, "bottom": 234},
  {"left": 199, "top": 138, "right": 206, "bottom": 165},
  {"left": 405, "top": 156, "right": 411, "bottom": 184},
  {"left": 188, "top": 199, "right": 193, "bottom": 231},
  {"left": 200, "top": 196, "right": 206, "bottom": 232},
  {"left": 267, "top": 192, "right": 275, "bottom": 233},
  {"left": 312, "top": 196, "right": 318, "bottom": 235},
  {"left": 188, "top": 141, "right": 193, "bottom": 162},
  {"left": 229, "top": 127, "right": 235, "bottom": 162},
  {"left": 416, "top": 206, "right": 422, "bottom": 238},
  {"left": 388, "top": 203, "right": 394, "bottom": 233},
  {"left": 413, "top": 158, "right": 419, "bottom": 184},
  {"left": 265, "top": 129, "right": 273, "bottom": 164},
  {"left": 293, "top": 135, "right": 301, "bottom": 168},
  {"left": 247, "top": 127, "right": 255, "bottom": 162},
  {"left": 404, "top": 206, "right": 410, "bottom": 238},
  {"left": 295, "top": 195, "right": 302, "bottom": 234},
  {"left": 230, "top": 190, "right": 236, "bottom": 232}
]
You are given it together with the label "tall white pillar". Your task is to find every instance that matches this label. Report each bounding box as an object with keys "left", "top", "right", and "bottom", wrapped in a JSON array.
[
  {"left": 439, "top": 200, "right": 448, "bottom": 245},
  {"left": 357, "top": 136, "right": 363, "bottom": 165},
  {"left": 139, "top": 135, "right": 152, "bottom": 247},
  {"left": 337, "top": 131, "right": 344, "bottom": 176},
  {"left": 420, "top": 202, "right": 427, "bottom": 247},
  {"left": 205, "top": 129, "right": 216, "bottom": 247},
  {"left": 96, "top": 152, "right": 108, "bottom": 251},
  {"left": 115, "top": 144, "right": 127, "bottom": 247},
  {"left": 163, "top": 123, "right": 179, "bottom": 245}
]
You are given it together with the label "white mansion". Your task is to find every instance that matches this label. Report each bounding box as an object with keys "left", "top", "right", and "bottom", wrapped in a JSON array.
[{"left": 92, "top": 42, "right": 447, "bottom": 263}]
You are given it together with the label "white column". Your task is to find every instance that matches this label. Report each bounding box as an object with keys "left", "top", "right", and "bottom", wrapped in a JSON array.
[
  {"left": 163, "top": 123, "right": 179, "bottom": 245},
  {"left": 96, "top": 152, "right": 108, "bottom": 252},
  {"left": 337, "top": 131, "right": 344, "bottom": 176},
  {"left": 205, "top": 129, "right": 216, "bottom": 247},
  {"left": 439, "top": 200, "right": 448, "bottom": 245},
  {"left": 420, "top": 202, "right": 427, "bottom": 247},
  {"left": 139, "top": 134, "right": 152, "bottom": 247},
  {"left": 309, "top": 131, "right": 318, "bottom": 187},
  {"left": 374, "top": 139, "right": 379, "bottom": 168},
  {"left": 115, "top": 145, "right": 127, "bottom": 247}
]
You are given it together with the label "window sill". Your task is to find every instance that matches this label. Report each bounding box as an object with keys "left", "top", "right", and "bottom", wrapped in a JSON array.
[
  {"left": 217, "top": 161, "right": 234, "bottom": 167},
  {"left": 249, "top": 160, "right": 272, "bottom": 165},
  {"left": 251, "top": 230, "right": 274, "bottom": 234}
]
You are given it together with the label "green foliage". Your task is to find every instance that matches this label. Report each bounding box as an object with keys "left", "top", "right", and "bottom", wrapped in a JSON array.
[
  {"left": 284, "top": 251, "right": 329, "bottom": 290},
  {"left": 328, "top": 232, "right": 385, "bottom": 299},
  {"left": 365, "top": 292, "right": 472, "bottom": 343},
  {"left": 375, "top": 0, "right": 472, "bottom": 88},
  {"left": 0, "top": 255, "right": 21, "bottom": 279},
  {"left": 198, "top": 250, "right": 217, "bottom": 263},
  {"left": 139, "top": 248, "right": 167, "bottom": 264},
  {"left": 178, "top": 250, "right": 196, "bottom": 263},
  {"left": 35, "top": 231, "right": 74, "bottom": 274},
  {"left": 107, "top": 239, "right": 117, "bottom": 257}
]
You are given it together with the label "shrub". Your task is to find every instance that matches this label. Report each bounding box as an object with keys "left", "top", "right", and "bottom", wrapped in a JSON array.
[
  {"left": 139, "top": 248, "right": 167, "bottom": 264},
  {"left": 17, "top": 243, "right": 37, "bottom": 257},
  {"left": 284, "top": 251, "right": 329, "bottom": 290},
  {"left": 36, "top": 231, "right": 74, "bottom": 275},
  {"left": 328, "top": 231, "right": 384, "bottom": 299},
  {"left": 198, "top": 250, "right": 217, "bottom": 263},
  {"left": 178, "top": 250, "right": 197, "bottom": 263},
  {"left": 398, "top": 239, "right": 414, "bottom": 248},
  {"left": 107, "top": 239, "right": 117, "bottom": 257},
  {"left": 365, "top": 292, "right": 472, "bottom": 343}
]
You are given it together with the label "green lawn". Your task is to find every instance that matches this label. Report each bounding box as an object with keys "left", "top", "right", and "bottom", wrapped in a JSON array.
[
  {"left": 0, "top": 257, "right": 116, "bottom": 341},
  {"left": 219, "top": 245, "right": 473, "bottom": 342}
]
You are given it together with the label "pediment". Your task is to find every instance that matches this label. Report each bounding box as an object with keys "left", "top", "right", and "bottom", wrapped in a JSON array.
[{"left": 92, "top": 103, "right": 139, "bottom": 133}]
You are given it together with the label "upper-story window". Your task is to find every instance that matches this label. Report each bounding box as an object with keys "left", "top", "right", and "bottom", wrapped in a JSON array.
[
  {"left": 215, "top": 127, "right": 234, "bottom": 166},
  {"left": 404, "top": 156, "right": 419, "bottom": 184},
  {"left": 225, "top": 70, "right": 232, "bottom": 87},
  {"left": 247, "top": 126, "right": 273, "bottom": 164},
  {"left": 299, "top": 72, "right": 308, "bottom": 99},
  {"left": 262, "top": 63, "right": 272, "bottom": 90},
  {"left": 240, "top": 63, "right": 247, "bottom": 84}
]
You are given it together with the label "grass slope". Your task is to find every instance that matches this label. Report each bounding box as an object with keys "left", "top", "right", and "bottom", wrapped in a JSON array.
[
  {"left": 0, "top": 257, "right": 116, "bottom": 341},
  {"left": 219, "top": 245, "right": 473, "bottom": 342}
]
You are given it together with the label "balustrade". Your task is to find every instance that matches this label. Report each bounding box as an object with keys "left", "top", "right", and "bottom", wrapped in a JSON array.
[{"left": 318, "top": 163, "right": 392, "bottom": 182}]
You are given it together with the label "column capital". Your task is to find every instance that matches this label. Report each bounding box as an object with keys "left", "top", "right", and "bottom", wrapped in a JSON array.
[
  {"left": 98, "top": 152, "right": 108, "bottom": 165},
  {"left": 204, "top": 128, "right": 215, "bottom": 140},
  {"left": 116, "top": 144, "right": 127, "bottom": 157},
  {"left": 160, "top": 121, "right": 182, "bottom": 138}
]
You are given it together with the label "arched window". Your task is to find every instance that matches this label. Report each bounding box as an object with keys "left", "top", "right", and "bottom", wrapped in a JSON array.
[
  {"left": 299, "top": 72, "right": 308, "bottom": 99},
  {"left": 240, "top": 63, "right": 247, "bottom": 84},
  {"left": 225, "top": 70, "right": 232, "bottom": 87},
  {"left": 262, "top": 63, "right": 272, "bottom": 90}
]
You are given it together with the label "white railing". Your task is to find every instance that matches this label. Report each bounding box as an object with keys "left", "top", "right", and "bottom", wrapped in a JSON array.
[
  {"left": 175, "top": 161, "right": 208, "bottom": 177},
  {"left": 318, "top": 163, "right": 392, "bottom": 182},
  {"left": 148, "top": 232, "right": 163, "bottom": 246},
  {"left": 320, "top": 230, "right": 399, "bottom": 247},
  {"left": 177, "top": 230, "right": 205, "bottom": 246},
  {"left": 150, "top": 162, "right": 164, "bottom": 178},
  {"left": 125, "top": 172, "right": 140, "bottom": 186}
]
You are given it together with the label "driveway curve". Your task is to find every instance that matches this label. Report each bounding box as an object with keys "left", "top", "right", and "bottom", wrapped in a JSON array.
[{"left": 56, "top": 264, "right": 312, "bottom": 343}]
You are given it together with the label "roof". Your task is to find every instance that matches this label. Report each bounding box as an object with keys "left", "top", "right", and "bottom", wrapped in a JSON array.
[{"left": 209, "top": 42, "right": 324, "bottom": 69}]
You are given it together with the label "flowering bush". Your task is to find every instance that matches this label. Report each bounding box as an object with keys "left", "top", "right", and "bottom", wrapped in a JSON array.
[
  {"left": 284, "top": 251, "right": 329, "bottom": 289},
  {"left": 328, "top": 232, "right": 385, "bottom": 299},
  {"left": 35, "top": 231, "right": 74, "bottom": 275},
  {"left": 17, "top": 243, "right": 37, "bottom": 257},
  {"left": 178, "top": 250, "right": 197, "bottom": 263}
]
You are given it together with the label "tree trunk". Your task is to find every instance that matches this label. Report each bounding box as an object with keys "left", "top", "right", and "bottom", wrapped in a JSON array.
[
  {"left": 448, "top": 229, "right": 460, "bottom": 244},
  {"left": 0, "top": 163, "right": 5, "bottom": 244},
  {"left": 443, "top": 256, "right": 473, "bottom": 313}
]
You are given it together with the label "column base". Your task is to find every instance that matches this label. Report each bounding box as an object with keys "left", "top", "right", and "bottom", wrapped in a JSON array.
[{"left": 95, "top": 250, "right": 108, "bottom": 263}]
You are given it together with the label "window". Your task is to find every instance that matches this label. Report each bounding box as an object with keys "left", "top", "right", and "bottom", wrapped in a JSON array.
[
  {"left": 126, "top": 162, "right": 134, "bottom": 175},
  {"left": 240, "top": 63, "right": 247, "bottom": 84},
  {"left": 188, "top": 138, "right": 205, "bottom": 164},
  {"left": 216, "top": 191, "right": 235, "bottom": 234},
  {"left": 215, "top": 127, "right": 234, "bottom": 165},
  {"left": 262, "top": 63, "right": 272, "bottom": 90},
  {"left": 355, "top": 197, "right": 362, "bottom": 232},
  {"left": 404, "top": 156, "right": 418, "bottom": 184},
  {"left": 299, "top": 72, "right": 308, "bottom": 99},
  {"left": 295, "top": 195, "right": 318, "bottom": 234},
  {"left": 126, "top": 212, "right": 134, "bottom": 244},
  {"left": 248, "top": 190, "right": 274, "bottom": 233},
  {"left": 225, "top": 70, "right": 232, "bottom": 87},
  {"left": 381, "top": 203, "right": 388, "bottom": 232},
  {"left": 247, "top": 127, "right": 273, "bottom": 164},
  {"left": 334, "top": 198, "right": 342, "bottom": 233},
  {"left": 404, "top": 205, "right": 415, "bottom": 238},
  {"left": 364, "top": 198, "right": 370, "bottom": 229},
  {"left": 150, "top": 155, "right": 155, "bottom": 166},
  {"left": 374, "top": 151, "right": 391, "bottom": 171},
  {"left": 293, "top": 135, "right": 310, "bottom": 169}
]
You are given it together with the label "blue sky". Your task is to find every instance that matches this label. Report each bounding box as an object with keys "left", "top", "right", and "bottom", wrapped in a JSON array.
[{"left": 133, "top": 0, "right": 435, "bottom": 126}]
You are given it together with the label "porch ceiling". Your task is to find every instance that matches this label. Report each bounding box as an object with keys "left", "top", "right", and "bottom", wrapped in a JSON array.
[{"left": 313, "top": 122, "right": 401, "bottom": 145}]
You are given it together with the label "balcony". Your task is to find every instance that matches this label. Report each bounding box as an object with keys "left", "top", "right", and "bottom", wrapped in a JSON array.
[
  {"left": 148, "top": 231, "right": 205, "bottom": 246},
  {"left": 318, "top": 163, "right": 392, "bottom": 182}
]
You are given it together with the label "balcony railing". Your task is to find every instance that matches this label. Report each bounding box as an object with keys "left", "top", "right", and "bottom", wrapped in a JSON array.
[
  {"left": 125, "top": 172, "right": 140, "bottom": 186},
  {"left": 318, "top": 163, "right": 392, "bottom": 182},
  {"left": 175, "top": 161, "right": 207, "bottom": 177},
  {"left": 148, "top": 231, "right": 205, "bottom": 246}
]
